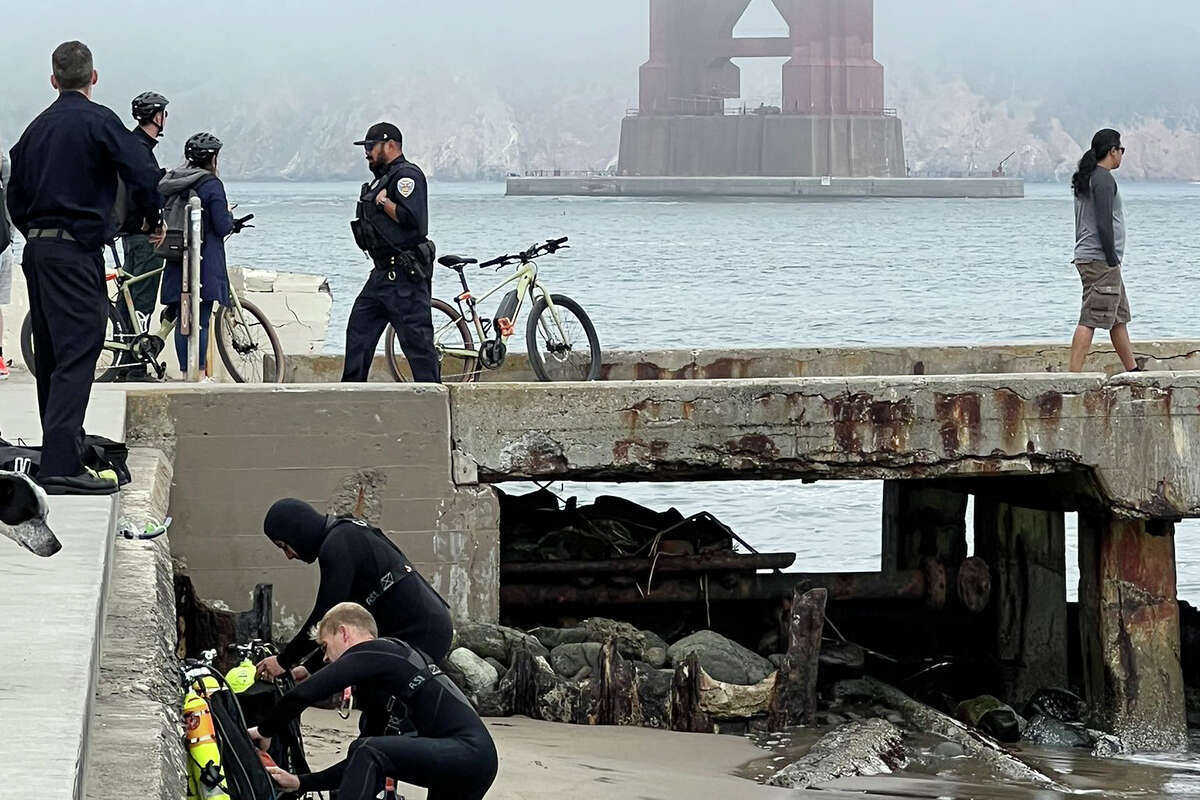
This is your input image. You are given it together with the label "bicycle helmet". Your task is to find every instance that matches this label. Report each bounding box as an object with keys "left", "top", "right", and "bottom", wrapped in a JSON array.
[
  {"left": 131, "top": 91, "right": 169, "bottom": 122},
  {"left": 185, "top": 132, "right": 223, "bottom": 165}
]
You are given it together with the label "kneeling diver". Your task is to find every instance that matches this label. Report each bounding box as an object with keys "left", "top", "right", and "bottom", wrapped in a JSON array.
[{"left": 251, "top": 602, "right": 497, "bottom": 800}]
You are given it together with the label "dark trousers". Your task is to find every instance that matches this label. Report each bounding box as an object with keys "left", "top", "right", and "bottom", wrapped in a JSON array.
[
  {"left": 21, "top": 239, "right": 107, "bottom": 477},
  {"left": 121, "top": 234, "right": 163, "bottom": 319},
  {"left": 166, "top": 301, "right": 213, "bottom": 372},
  {"left": 341, "top": 268, "right": 439, "bottom": 383},
  {"left": 336, "top": 734, "right": 497, "bottom": 800}
]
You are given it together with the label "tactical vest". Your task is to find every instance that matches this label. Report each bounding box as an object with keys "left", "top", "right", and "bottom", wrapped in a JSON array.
[{"left": 351, "top": 160, "right": 424, "bottom": 258}]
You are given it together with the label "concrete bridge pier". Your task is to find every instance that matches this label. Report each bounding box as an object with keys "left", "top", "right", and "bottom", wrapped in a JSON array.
[
  {"left": 973, "top": 499, "right": 1068, "bottom": 708},
  {"left": 1077, "top": 513, "right": 1187, "bottom": 751}
]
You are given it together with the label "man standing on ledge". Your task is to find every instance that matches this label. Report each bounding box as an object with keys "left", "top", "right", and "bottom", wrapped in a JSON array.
[
  {"left": 6, "top": 41, "right": 161, "bottom": 494},
  {"left": 343, "top": 123, "right": 439, "bottom": 383}
]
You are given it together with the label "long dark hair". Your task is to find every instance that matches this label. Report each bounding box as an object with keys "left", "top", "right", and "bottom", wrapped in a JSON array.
[{"left": 1072, "top": 129, "right": 1121, "bottom": 197}]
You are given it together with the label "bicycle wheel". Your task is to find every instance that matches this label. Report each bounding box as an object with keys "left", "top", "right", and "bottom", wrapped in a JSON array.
[
  {"left": 525, "top": 294, "right": 602, "bottom": 382},
  {"left": 386, "top": 298, "right": 477, "bottom": 383},
  {"left": 20, "top": 304, "right": 136, "bottom": 382},
  {"left": 215, "top": 298, "right": 285, "bottom": 383}
]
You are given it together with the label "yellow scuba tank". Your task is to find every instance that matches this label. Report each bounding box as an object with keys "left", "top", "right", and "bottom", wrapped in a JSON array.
[
  {"left": 184, "top": 677, "right": 231, "bottom": 800},
  {"left": 224, "top": 657, "right": 256, "bottom": 694}
]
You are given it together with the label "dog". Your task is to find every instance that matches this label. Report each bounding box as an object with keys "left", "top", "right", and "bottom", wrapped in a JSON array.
[{"left": 0, "top": 470, "right": 62, "bottom": 556}]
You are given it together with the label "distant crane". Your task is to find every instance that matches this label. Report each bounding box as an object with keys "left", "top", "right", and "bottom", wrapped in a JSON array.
[{"left": 992, "top": 151, "right": 1016, "bottom": 178}]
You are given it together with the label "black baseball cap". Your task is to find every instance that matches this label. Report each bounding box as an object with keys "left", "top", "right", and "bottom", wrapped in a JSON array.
[{"left": 354, "top": 122, "right": 402, "bottom": 147}]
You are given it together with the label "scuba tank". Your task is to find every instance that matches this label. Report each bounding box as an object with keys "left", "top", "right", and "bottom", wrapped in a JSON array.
[{"left": 184, "top": 676, "right": 231, "bottom": 800}]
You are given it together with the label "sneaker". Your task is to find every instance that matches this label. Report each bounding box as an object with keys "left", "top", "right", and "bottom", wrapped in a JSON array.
[
  {"left": 0, "top": 359, "right": 9, "bottom": 380},
  {"left": 40, "top": 468, "right": 119, "bottom": 496}
]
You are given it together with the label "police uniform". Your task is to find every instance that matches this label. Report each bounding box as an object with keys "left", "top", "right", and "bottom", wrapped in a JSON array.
[
  {"left": 7, "top": 91, "right": 160, "bottom": 490},
  {"left": 344, "top": 123, "right": 439, "bottom": 383}
]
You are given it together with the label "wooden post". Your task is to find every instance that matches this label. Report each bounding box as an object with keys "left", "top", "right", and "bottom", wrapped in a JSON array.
[
  {"left": 670, "top": 652, "right": 714, "bottom": 733},
  {"left": 768, "top": 586, "right": 827, "bottom": 731},
  {"left": 1077, "top": 513, "right": 1186, "bottom": 751},
  {"left": 592, "top": 638, "right": 641, "bottom": 726},
  {"left": 973, "top": 498, "right": 1067, "bottom": 708}
]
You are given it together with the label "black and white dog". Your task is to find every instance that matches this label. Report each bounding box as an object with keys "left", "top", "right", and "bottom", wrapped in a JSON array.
[{"left": 0, "top": 471, "right": 61, "bottom": 556}]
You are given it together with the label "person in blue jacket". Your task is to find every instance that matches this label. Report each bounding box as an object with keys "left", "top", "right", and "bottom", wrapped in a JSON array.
[{"left": 158, "top": 132, "right": 233, "bottom": 376}]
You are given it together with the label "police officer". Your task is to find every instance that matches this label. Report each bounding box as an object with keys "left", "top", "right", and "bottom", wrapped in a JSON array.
[
  {"left": 6, "top": 41, "right": 160, "bottom": 494},
  {"left": 344, "top": 123, "right": 439, "bottom": 383},
  {"left": 121, "top": 92, "right": 170, "bottom": 332}
]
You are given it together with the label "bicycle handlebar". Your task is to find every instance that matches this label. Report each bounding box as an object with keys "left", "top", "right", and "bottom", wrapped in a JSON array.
[{"left": 479, "top": 236, "right": 570, "bottom": 269}]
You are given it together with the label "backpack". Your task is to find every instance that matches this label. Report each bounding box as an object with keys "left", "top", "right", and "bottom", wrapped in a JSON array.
[
  {"left": 206, "top": 688, "right": 279, "bottom": 800},
  {"left": 155, "top": 175, "right": 215, "bottom": 261},
  {"left": 0, "top": 176, "right": 12, "bottom": 256}
]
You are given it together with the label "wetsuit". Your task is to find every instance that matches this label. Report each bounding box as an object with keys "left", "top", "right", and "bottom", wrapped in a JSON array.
[
  {"left": 265, "top": 499, "right": 453, "bottom": 671},
  {"left": 257, "top": 638, "right": 498, "bottom": 800}
]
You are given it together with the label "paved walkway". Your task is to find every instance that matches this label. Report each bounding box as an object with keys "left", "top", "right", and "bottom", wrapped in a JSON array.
[{"left": 0, "top": 382, "right": 126, "bottom": 799}]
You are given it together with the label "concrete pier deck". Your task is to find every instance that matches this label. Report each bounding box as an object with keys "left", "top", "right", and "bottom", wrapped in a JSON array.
[
  {"left": 505, "top": 176, "right": 1025, "bottom": 200},
  {"left": 0, "top": 384, "right": 125, "bottom": 799}
]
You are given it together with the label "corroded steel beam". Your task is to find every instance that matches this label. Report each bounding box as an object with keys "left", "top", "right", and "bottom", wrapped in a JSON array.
[{"left": 500, "top": 551, "right": 796, "bottom": 577}]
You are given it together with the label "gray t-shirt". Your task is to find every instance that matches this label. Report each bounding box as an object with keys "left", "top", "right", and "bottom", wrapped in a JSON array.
[{"left": 1074, "top": 166, "right": 1124, "bottom": 266}]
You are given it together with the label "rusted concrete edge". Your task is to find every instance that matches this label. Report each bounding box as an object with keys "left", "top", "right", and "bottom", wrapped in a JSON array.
[{"left": 84, "top": 447, "right": 185, "bottom": 800}]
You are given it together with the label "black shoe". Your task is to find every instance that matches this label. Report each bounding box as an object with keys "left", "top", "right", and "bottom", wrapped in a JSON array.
[{"left": 39, "top": 470, "right": 120, "bottom": 496}]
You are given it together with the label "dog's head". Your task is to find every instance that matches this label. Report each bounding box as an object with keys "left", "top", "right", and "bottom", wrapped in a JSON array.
[{"left": 0, "top": 471, "right": 62, "bottom": 557}]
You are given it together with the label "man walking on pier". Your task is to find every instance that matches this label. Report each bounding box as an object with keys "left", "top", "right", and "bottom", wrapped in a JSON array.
[
  {"left": 1067, "top": 129, "right": 1139, "bottom": 373},
  {"left": 6, "top": 42, "right": 161, "bottom": 494}
]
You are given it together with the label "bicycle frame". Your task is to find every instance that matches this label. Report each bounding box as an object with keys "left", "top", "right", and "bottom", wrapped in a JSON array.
[{"left": 441, "top": 261, "right": 544, "bottom": 357}]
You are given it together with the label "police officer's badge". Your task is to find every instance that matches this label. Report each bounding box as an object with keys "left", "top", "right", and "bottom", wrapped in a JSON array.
[{"left": 397, "top": 177, "right": 416, "bottom": 198}]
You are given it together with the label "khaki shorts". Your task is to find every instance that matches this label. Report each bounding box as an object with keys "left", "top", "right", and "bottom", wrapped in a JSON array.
[{"left": 1075, "top": 260, "right": 1131, "bottom": 330}]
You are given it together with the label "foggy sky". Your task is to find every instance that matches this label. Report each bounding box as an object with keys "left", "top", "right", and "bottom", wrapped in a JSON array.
[{"left": 3, "top": 0, "right": 1198, "bottom": 157}]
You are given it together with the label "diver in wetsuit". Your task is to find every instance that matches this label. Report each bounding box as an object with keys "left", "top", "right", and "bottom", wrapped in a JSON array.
[
  {"left": 251, "top": 602, "right": 498, "bottom": 800},
  {"left": 255, "top": 498, "right": 453, "bottom": 682}
]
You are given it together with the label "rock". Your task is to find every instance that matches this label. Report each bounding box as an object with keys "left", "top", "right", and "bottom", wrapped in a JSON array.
[
  {"left": 453, "top": 622, "right": 549, "bottom": 665},
  {"left": 1021, "top": 714, "right": 1090, "bottom": 748},
  {"left": 932, "top": 741, "right": 966, "bottom": 758},
  {"left": 667, "top": 630, "right": 774, "bottom": 685},
  {"left": 448, "top": 647, "right": 499, "bottom": 695},
  {"left": 715, "top": 720, "right": 749, "bottom": 736},
  {"left": 698, "top": 668, "right": 777, "bottom": 720},
  {"left": 1025, "top": 687, "right": 1086, "bottom": 724},
  {"left": 885, "top": 712, "right": 905, "bottom": 727},
  {"left": 955, "top": 695, "right": 1024, "bottom": 743},
  {"left": 768, "top": 654, "right": 786, "bottom": 669},
  {"left": 529, "top": 626, "right": 589, "bottom": 650},
  {"left": 474, "top": 688, "right": 510, "bottom": 717},
  {"left": 484, "top": 657, "right": 507, "bottom": 681},
  {"left": 815, "top": 711, "right": 847, "bottom": 726},
  {"left": 583, "top": 618, "right": 647, "bottom": 660},
  {"left": 766, "top": 719, "right": 906, "bottom": 789},
  {"left": 550, "top": 642, "right": 603, "bottom": 679},
  {"left": 642, "top": 630, "right": 669, "bottom": 668},
  {"left": 1088, "top": 730, "right": 1132, "bottom": 758},
  {"left": 819, "top": 641, "right": 866, "bottom": 672},
  {"left": 831, "top": 679, "right": 874, "bottom": 701}
]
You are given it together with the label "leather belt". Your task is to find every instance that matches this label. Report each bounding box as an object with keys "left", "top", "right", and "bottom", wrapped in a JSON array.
[{"left": 27, "top": 228, "right": 76, "bottom": 242}]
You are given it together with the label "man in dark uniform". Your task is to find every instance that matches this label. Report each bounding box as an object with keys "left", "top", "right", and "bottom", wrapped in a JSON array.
[
  {"left": 120, "top": 92, "right": 169, "bottom": 330},
  {"left": 6, "top": 42, "right": 161, "bottom": 495},
  {"left": 344, "top": 123, "right": 439, "bottom": 383}
]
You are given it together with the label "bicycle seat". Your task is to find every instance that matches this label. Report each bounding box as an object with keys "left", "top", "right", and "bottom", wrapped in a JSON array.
[{"left": 438, "top": 255, "right": 478, "bottom": 269}]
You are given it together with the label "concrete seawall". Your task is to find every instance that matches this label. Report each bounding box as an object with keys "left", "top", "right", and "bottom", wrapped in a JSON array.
[
  {"left": 506, "top": 176, "right": 1025, "bottom": 199},
  {"left": 275, "top": 339, "right": 1200, "bottom": 383}
]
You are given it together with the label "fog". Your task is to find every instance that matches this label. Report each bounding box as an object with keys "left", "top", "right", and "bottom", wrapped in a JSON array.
[{"left": 3, "top": 0, "right": 1197, "bottom": 177}]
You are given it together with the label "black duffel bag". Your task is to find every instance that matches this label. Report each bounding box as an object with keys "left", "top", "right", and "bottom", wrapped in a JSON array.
[{"left": 0, "top": 435, "right": 131, "bottom": 486}]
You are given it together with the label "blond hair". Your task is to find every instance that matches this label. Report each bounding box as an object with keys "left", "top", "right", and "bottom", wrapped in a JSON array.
[{"left": 309, "top": 602, "right": 378, "bottom": 642}]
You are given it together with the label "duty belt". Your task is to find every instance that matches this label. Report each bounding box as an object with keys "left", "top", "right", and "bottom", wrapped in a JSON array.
[
  {"left": 27, "top": 228, "right": 76, "bottom": 242},
  {"left": 365, "top": 564, "right": 414, "bottom": 607}
]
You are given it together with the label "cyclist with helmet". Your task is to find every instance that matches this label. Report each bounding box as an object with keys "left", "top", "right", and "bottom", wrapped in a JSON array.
[
  {"left": 119, "top": 91, "right": 170, "bottom": 365},
  {"left": 157, "top": 132, "right": 234, "bottom": 377}
]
